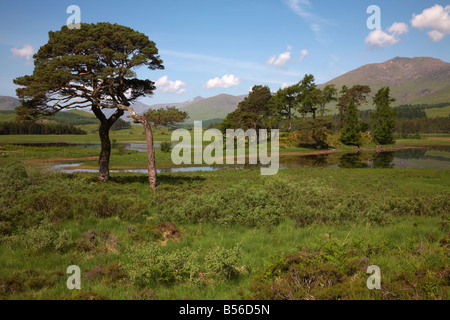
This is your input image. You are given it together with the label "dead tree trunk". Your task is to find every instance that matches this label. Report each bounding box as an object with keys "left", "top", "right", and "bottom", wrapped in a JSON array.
[
  {"left": 141, "top": 117, "right": 157, "bottom": 191},
  {"left": 115, "top": 103, "right": 158, "bottom": 191}
]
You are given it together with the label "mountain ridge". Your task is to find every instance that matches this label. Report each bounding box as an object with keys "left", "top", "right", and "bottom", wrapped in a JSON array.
[{"left": 323, "top": 56, "right": 450, "bottom": 108}]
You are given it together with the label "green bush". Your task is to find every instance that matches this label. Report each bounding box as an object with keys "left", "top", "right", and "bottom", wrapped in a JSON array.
[
  {"left": 160, "top": 142, "right": 172, "bottom": 153},
  {"left": 125, "top": 244, "right": 198, "bottom": 287},
  {"left": 16, "top": 220, "right": 73, "bottom": 254},
  {"left": 161, "top": 182, "right": 283, "bottom": 228},
  {"left": 0, "top": 162, "right": 30, "bottom": 195},
  {"left": 204, "top": 244, "right": 242, "bottom": 280}
]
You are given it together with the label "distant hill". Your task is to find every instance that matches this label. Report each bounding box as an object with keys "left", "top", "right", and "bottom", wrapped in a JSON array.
[
  {"left": 120, "top": 96, "right": 204, "bottom": 122},
  {"left": 324, "top": 57, "right": 450, "bottom": 110},
  {"left": 45, "top": 110, "right": 98, "bottom": 125},
  {"left": 183, "top": 94, "right": 247, "bottom": 124},
  {"left": 0, "top": 96, "right": 20, "bottom": 111},
  {"left": 148, "top": 96, "right": 204, "bottom": 111}
]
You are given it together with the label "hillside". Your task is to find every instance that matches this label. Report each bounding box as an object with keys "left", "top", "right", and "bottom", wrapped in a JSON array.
[
  {"left": 148, "top": 96, "right": 204, "bottom": 111},
  {"left": 0, "top": 96, "right": 20, "bottom": 111},
  {"left": 183, "top": 94, "right": 247, "bottom": 124},
  {"left": 45, "top": 110, "right": 98, "bottom": 125},
  {"left": 324, "top": 57, "right": 450, "bottom": 110}
]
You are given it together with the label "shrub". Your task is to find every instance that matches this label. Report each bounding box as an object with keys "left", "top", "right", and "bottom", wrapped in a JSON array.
[
  {"left": 204, "top": 244, "right": 243, "bottom": 280},
  {"left": 18, "top": 220, "right": 73, "bottom": 254},
  {"left": 160, "top": 142, "right": 172, "bottom": 153},
  {"left": 0, "top": 162, "right": 30, "bottom": 195},
  {"left": 125, "top": 244, "right": 198, "bottom": 287}
]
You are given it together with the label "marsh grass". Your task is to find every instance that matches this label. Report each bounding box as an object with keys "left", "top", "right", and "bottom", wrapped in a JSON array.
[{"left": 0, "top": 147, "right": 449, "bottom": 299}]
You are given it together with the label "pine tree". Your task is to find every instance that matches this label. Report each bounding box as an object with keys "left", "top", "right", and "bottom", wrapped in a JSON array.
[
  {"left": 340, "top": 99, "right": 362, "bottom": 147},
  {"left": 372, "top": 87, "right": 398, "bottom": 145},
  {"left": 14, "top": 23, "right": 164, "bottom": 182}
]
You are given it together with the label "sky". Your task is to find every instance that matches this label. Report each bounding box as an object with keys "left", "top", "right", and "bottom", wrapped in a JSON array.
[{"left": 1, "top": 0, "right": 450, "bottom": 106}]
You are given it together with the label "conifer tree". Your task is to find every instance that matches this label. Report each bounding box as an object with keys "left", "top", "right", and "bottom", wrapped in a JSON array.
[
  {"left": 340, "top": 99, "right": 362, "bottom": 147},
  {"left": 372, "top": 87, "right": 398, "bottom": 145}
]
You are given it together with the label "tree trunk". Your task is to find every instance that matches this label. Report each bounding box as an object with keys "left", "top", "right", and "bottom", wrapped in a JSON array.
[
  {"left": 92, "top": 105, "right": 123, "bottom": 183},
  {"left": 142, "top": 118, "right": 157, "bottom": 191},
  {"left": 288, "top": 104, "right": 292, "bottom": 132},
  {"left": 98, "top": 122, "right": 111, "bottom": 183}
]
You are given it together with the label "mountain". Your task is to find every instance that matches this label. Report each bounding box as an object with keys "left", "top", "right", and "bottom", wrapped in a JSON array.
[
  {"left": 118, "top": 96, "right": 204, "bottom": 122},
  {"left": 148, "top": 96, "right": 204, "bottom": 111},
  {"left": 183, "top": 94, "right": 247, "bottom": 124},
  {"left": 0, "top": 96, "right": 20, "bottom": 110},
  {"left": 324, "top": 57, "right": 450, "bottom": 109}
]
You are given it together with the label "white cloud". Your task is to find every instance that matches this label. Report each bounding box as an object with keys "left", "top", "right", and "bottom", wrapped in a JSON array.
[
  {"left": 365, "top": 22, "right": 409, "bottom": 48},
  {"left": 411, "top": 4, "right": 450, "bottom": 42},
  {"left": 10, "top": 44, "right": 35, "bottom": 63},
  {"left": 204, "top": 74, "right": 240, "bottom": 89},
  {"left": 365, "top": 29, "right": 399, "bottom": 48},
  {"left": 299, "top": 49, "right": 308, "bottom": 62},
  {"left": 266, "top": 46, "right": 293, "bottom": 68},
  {"left": 388, "top": 22, "right": 409, "bottom": 36},
  {"left": 155, "top": 76, "right": 186, "bottom": 94},
  {"left": 427, "top": 30, "right": 446, "bottom": 42}
]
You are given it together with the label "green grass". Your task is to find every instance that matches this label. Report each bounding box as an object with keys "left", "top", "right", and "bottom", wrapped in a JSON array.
[
  {"left": 0, "top": 125, "right": 173, "bottom": 144},
  {"left": 0, "top": 154, "right": 449, "bottom": 300},
  {"left": 426, "top": 105, "right": 450, "bottom": 118},
  {"left": 0, "top": 111, "right": 16, "bottom": 122},
  {"left": 0, "top": 134, "right": 449, "bottom": 300}
]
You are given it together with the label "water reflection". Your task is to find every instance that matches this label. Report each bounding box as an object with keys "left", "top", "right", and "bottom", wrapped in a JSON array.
[
  {"left": 339, "top": 153, "right": 369, "bottom": 169},
  {"left": 280, "top": 146, "right": 450, "bottom": 169},
  {"left": 19, "top": 143, "right": 449, "bottom": 172},
  {"left": 373, "top": 152, "right": 396, "bottom": 169}
]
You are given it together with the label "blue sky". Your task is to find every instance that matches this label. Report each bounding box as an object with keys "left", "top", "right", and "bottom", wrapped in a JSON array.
[{"left": 1, "top": 0, "right": 450, "bottom": 106}]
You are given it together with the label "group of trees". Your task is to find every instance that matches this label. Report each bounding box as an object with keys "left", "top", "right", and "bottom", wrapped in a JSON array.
[
  {"left": 0, "top": 121, "right": 87, "bottom": 135},
  {"left": 220, "top": 75, "right": 339, "bottom": 135},
  {"left": 220, "top": 75, "right": 398, "bottom": 148}
]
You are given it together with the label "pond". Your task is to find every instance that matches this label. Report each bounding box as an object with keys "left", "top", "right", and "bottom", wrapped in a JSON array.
[
  {"left": 280, "top": 146, "right": 450, "bottom": 170},
  {"left": 50, "top": 146, "right": 450, "bottom": 173}
]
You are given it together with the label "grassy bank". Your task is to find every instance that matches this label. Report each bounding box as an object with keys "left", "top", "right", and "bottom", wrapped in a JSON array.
[{"left": 0, "top": 158, "right": 449, "bottom": 300}]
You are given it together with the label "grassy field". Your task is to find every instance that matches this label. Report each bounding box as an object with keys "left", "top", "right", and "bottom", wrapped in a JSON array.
[
  {"left": 426, "top": 105, "right": 450, "bottom": 118},
  {"left": 0, "top": 135, "right": 449, "bottom": 300}
]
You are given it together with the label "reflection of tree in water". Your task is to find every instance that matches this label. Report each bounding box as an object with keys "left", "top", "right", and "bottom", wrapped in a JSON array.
[
  {"left": 395, "top": 149, "right": 426, "bottom": 160},
  {"left": 339, "top": 153, "right": 369, "bottom": 168},
  {"left": 281, "top": 154, "right": 330, "bottom": 167},
  {"left": 302, "top": 155, "right": 329, "bottom": 167},
  {"left": 373, "top": 152, "right": 395, "bottom": 168}
]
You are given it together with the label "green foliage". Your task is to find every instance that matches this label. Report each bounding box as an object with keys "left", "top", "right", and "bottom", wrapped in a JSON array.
[
  {"left": 0, "top": 161, "right": 30, "bottom": 194},
  {"left": 7, "top": 220, "right": 73, "bottom": 255},
  {"left": 221, "top": 85, "right": 273, "bottom": 132},
  {"left": 296, "top": 118, "right": 334, "bottom": 149},
  {"left": 124, "top": 243, "right": 243, "bottom": 287},
  {"left": 204, "top": 244, "right": 242, "bottom": 280},
  {"left": 338, "top": 85, "right": 371, "bottom": 128},
  {"left": 145, "top": 107, "right": 188, "bottom": 127},
  {"left": 249, "top": 245, "right": 366, "bottom": 300},
  {"left": 160, "top": 180, "right": 283, "bottom": 228},
  {"left": 0, "top": 121, "right": 87, "bottom": 135},
  {"left": 340, "top": 100, "right": 362, "bottom": 147},
  {"left": 125, "top": 243, "right": 199, "bottom": 287},
  {"left": 160, "top": 141, "right": 172, "bottom": 153},
  {"left": 372, "top": 87, "right": 398, "bottom": 145}
]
